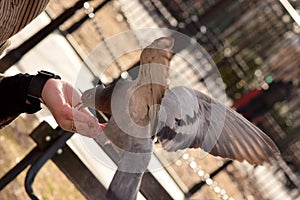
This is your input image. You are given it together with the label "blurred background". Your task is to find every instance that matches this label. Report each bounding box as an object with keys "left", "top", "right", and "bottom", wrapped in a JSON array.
[{"left": 0, "top": 0, "right": 299, "bottom": 199}]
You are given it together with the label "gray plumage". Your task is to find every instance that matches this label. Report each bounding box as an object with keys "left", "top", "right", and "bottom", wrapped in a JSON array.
[
  {"left": 156, "top": 86, "right": 279, "bottom": 165},
  {"left": 81, "top": 37, "right": 280, "bottom": 200}
]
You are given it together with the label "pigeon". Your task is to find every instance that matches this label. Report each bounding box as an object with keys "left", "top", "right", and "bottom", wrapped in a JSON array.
[{"left": 81, "top": 37, "right": 280, "bottom": 199}]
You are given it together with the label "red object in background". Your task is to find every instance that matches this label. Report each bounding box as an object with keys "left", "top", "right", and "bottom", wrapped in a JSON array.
[
  {"left": 233, "top": 81, "right": 293, "bottom": 124},
  {"left": 233, "top": 88, "right": 263, "bottom": 109},
  {"left": 233, "top": 88, "right": 264, "bottom": 124}
]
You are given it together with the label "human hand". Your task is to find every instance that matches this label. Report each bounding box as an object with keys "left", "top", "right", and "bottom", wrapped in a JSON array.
[{"left": 41, "top": 79, "right": 104, "bottom": 137}]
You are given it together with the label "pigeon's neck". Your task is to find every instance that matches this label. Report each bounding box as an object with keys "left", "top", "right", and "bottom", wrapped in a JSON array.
[{"left": 95, "top": 84, "right": 115, "bottom": 115}]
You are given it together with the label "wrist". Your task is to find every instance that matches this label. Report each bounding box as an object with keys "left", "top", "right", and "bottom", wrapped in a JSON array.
[
  {"left": 26, "top": 71, "right": 61, "bottom": 112},
  {"left": 27, "top": 71, "right": 61, "bottom": 102}
]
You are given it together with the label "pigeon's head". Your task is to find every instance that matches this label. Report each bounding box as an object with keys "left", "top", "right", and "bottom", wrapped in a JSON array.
[
  {"left": 81, "top": 86, "right": 101, "bottom": 109},
  {"left": 81, "top": 83, "right": 115, "bottom": 115}
]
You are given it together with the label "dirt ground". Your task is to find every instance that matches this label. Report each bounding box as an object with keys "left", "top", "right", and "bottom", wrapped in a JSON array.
[{"left": 0, "top": 115, "right": 85, "bottom": 200}]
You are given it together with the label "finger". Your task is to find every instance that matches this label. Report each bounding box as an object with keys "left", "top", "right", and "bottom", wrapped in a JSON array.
[
  {"left": 61, "top": 113, "right": 105, "bottom": 137},
  {"left": 72, "top": 107, "right": 99, "bottom": 123},
  {"left": 72, "top": 108, "right": 106, "bottom": 137},
  {"left": 61, "top": 81, "right": 82, "bottom": 106},
  {"left": 81, "top": 107, "right": 96, "bottom": 117},
  {"left": 72, "top": 120, "right": 103, "bottom": 138},
  {"left": 100, "top": 123, "right": 107, "bottom": 129},
  {"left": 52, "top": 105, "right": 100, "bottom": 136}
]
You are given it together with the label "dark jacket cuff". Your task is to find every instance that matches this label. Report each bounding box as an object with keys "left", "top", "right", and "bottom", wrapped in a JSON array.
[{"left": 0, "top": 73, "right": 42, "bottom": 118}]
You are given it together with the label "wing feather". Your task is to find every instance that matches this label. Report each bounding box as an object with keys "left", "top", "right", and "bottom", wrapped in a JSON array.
[{"left": 156, "top": 86, "right": 280, "bottom": 165}]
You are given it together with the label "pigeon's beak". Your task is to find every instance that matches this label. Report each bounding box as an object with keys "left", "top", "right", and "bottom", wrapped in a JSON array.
[{"left": 81, "top": 89, "right": 94, "bottom": 105}]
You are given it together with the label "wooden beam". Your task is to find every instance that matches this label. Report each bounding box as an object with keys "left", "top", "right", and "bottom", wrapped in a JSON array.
[
  {"left": 52, "top": 144, "right": 107, "bottom": 199},
  {"left": 140, "top": 172, "right": 173, "bottom": 200},
  {"left": 30, "top": 122, "right": 106, "bottom": 200}
]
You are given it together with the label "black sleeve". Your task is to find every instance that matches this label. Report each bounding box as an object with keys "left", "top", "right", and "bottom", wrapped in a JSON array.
[{"left": 0, "top": 73, "right": 42, "bottom": 118}]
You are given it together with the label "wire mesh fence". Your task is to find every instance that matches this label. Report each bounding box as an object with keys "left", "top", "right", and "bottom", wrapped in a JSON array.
[
  {"left": 2, "top": 0, "right": 298, "bottom": 199},
  {"left": 65, "top": 0, "right": 299, "bottom": 199}
]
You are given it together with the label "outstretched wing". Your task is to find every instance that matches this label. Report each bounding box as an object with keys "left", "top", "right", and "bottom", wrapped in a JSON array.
[{"left": 156, "top": 86, "right": 280, "bottom": 165}]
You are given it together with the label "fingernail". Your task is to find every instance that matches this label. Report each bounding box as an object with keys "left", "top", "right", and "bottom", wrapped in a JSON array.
[{"left": 100, "top": 123, "right": 107, "bottom": 130}]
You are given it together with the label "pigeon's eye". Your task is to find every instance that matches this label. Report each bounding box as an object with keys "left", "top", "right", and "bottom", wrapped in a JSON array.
[{"left": 175, "top": 118, "right": 185, "bottom": 126}]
